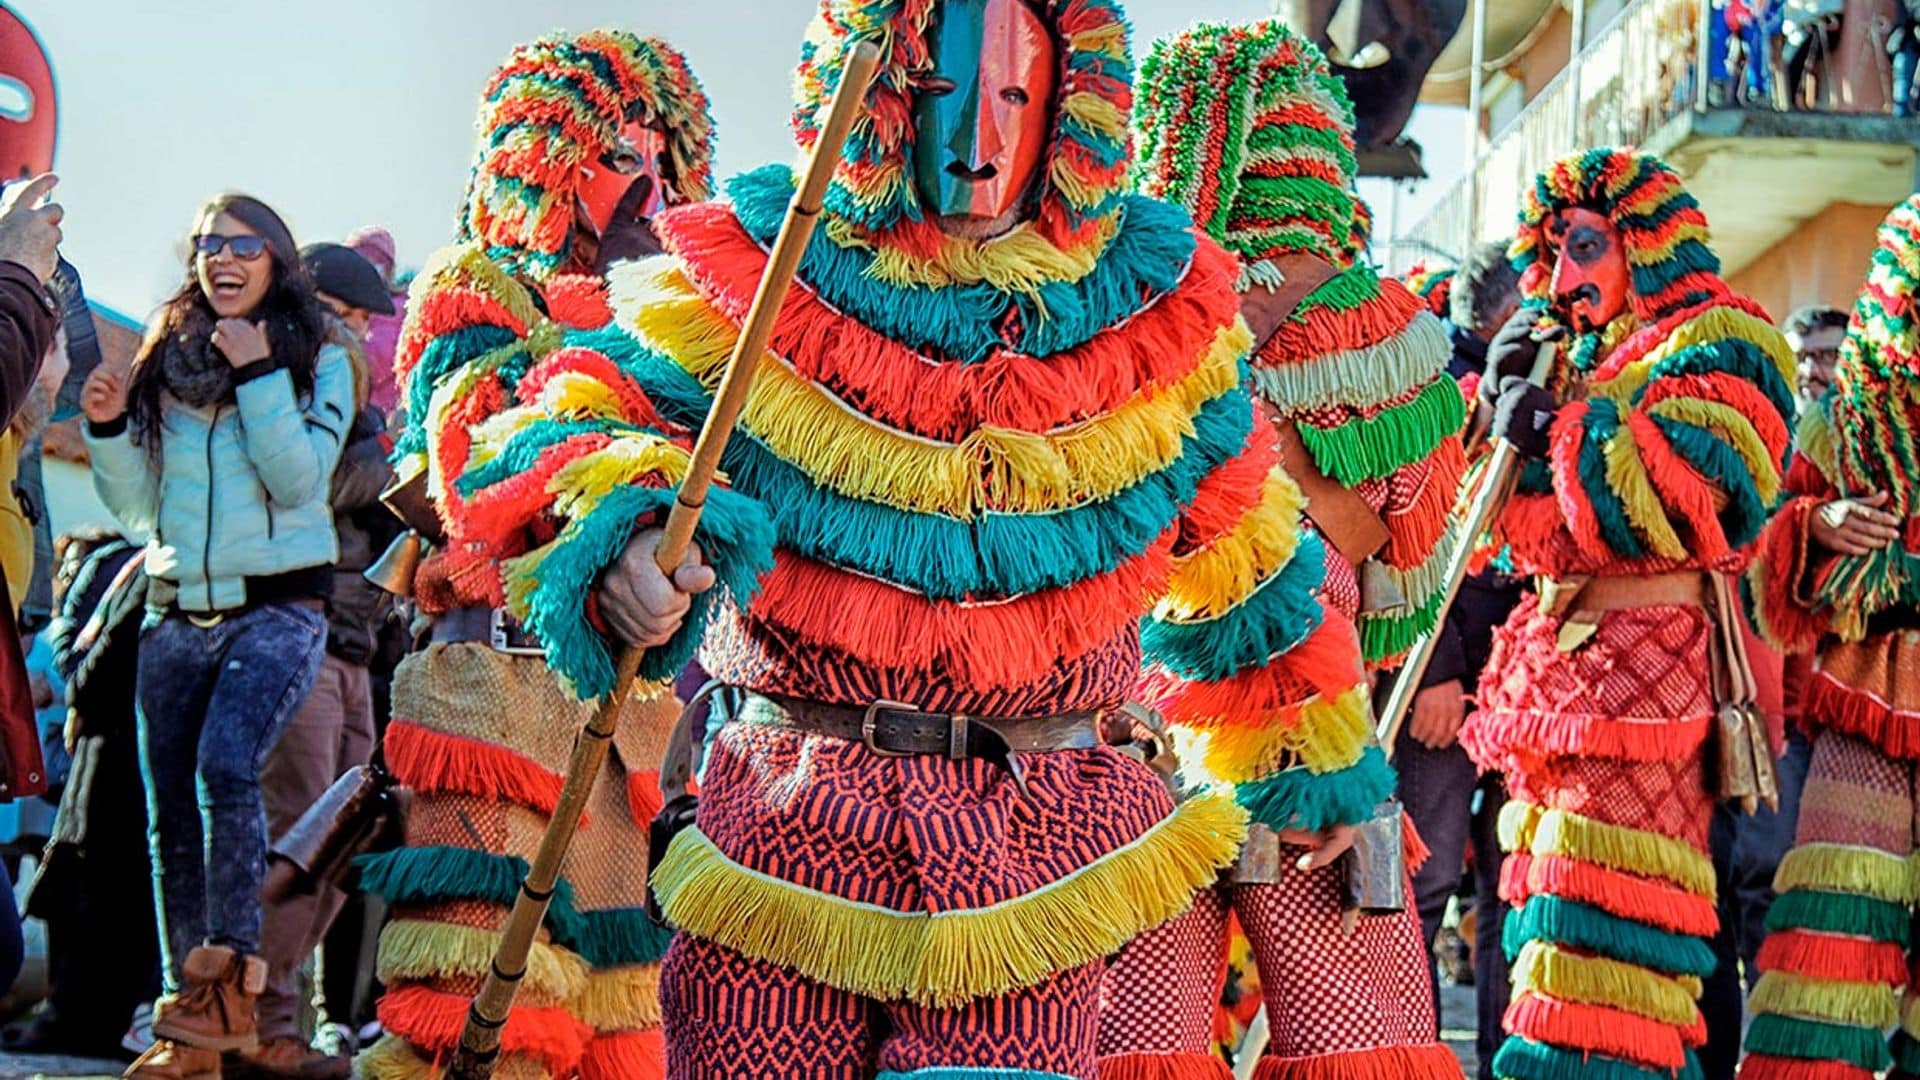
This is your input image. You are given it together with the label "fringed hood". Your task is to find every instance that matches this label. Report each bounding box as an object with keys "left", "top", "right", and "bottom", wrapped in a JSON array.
[
  {"left": 457, "top": 30, "right": 715, "bottom": 283},
  {"left": 789, "top": 0, "right": 1135, "bottom": 292}
]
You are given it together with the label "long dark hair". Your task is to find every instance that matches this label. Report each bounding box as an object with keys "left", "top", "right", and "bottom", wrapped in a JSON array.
[{"left": 126, "top": 193, "right": 326, "bottom": 452}]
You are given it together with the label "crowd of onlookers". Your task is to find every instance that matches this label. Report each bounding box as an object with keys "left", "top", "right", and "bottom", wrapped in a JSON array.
[
  {"left": 1707, "top": 0, "right": 1920, "bottom": 116},
  {"left": 0, "top": 177, "right": 408, "bottom": 1078}
]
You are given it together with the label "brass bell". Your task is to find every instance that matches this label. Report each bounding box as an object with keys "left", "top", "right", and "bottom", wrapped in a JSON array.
[
  {"left": 1358, "top": 559, "right": 1408, "bottom": 616},
  {"left": 365, "top": 530, "right": 425, "bottom": 598}
]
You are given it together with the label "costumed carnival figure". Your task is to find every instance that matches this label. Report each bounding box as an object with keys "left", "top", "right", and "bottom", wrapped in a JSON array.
[
  {"left": 1740, "top": 194, "right": 1920, "bottom": 1079},
  {"left": 1457, "top": 148, "right": 1797, "bottom": 1080},
  {"left": 377, "top": 0, "right": 1421, "bottom": 1075},
  {"left": 1094, "top": 21, "right": 1464, "bottom": 1080},
  {"left": 353, "top": 30, "right": 718, "bottom": 1080}
]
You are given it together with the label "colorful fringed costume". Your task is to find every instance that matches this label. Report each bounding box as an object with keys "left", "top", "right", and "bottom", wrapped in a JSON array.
[
  {"left": 1099, "top": 21, "right": 1459, "bottom": 1080},
  {"left": 1456, "top": 149, "right": 1797, "bottom": 1080},
  {"left": 1740, "top": 195, "right": 1920, "bottom": 1079},
  {"left": 356, "top": 31, "right": 723, "bottom": 1080},
  {"left": 373, "top": 1, "right": 1393, "bottom": 1076}
]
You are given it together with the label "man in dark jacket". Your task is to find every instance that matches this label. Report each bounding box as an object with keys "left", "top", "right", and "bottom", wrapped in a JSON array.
[
  {"left": 1387, "top": 240, "right": 1527, "bottom": 1080},
  {"left": 246, "top": 246, "right": 397, "bottom": 1079}
]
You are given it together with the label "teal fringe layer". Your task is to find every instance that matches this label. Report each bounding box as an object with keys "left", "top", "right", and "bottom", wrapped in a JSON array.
[
  {"left": 1493, "top": 1038, "right": 1703, "bottom": 1080},
  {"left": 355, "top": 846, "right": 673, "bottom": 969},
  {"left": 1503, "top": 896, "right": 1717, "bottom": 978},
  {"left": 394, "top": 324, "right": 521, "bottom": 460},
  {"left": 1230, "top": 744, "right": 1395, "bottom": 833},
  {"left": 581, "top": 324, "right": 1257, "bottom": 602},
  {"left": 1142, "top": 530, "right": 1326, "bottom": 683},
  {"left": 1744, "top": 1014, "right": 1891, "bottom": 1073},
  {"left": 730, "top": 166, "right": 1197, "bottom": 363},
  {"left": 1765, "top": 889, "right": 1911, "bottom": 945}
]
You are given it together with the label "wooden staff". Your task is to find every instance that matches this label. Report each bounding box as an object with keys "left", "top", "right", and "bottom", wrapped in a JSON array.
[
  {"left": 444, "top": 41, "right": 882, "bottom": 1080},
  {"left": 1374, "top": 337, "right": 1559, "bottom": 759}
]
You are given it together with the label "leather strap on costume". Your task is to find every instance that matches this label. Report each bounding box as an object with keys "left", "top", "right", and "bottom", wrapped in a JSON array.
[
  {"left": 740, "top": 691, "right": 1102, "bottom": 757},
  {"left": 1706, "top": 572, "right": 1779, "bottom": 813},
  {"left": 1272, "top": 415, "right": 1391, "bottom": 567},
  {"left": 427, "top": 606, "right": 546, "bottom": 655},
  {"left": 1532, "top": 570, "right": 1708, "bottom": 619}
]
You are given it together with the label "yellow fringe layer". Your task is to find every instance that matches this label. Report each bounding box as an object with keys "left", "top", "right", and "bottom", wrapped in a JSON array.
[
  {"left": 1796, "top": 407, "right": 1839, "bottom": 486},
  {"left": 1901, "top": 986, "right": 1920, "bottom": 1039},
  {"left": 1646, "top": 396, "right": 1782, "bottom": 505},
  {"left": 623, "top": 259, "right": 1248, "bottom": 519},
  {"left": 1600, "top": 423, "right": 1690, "bottom": 561},
  {"left": 572, "top": 964, "right": 662, "bottom": 1033},
  {"left": 1500, "top": 801, "right": 1716, "bottom": 899},
  {"left": 650, "top": 791, "right": 1250, "bottom": 1008},
  {"left": 356, "top": 1035, "right": 439, "bottom": 1080},
  {"left": 1772, "top": 843, "right": 1920, "bottom": 905},
  {"left": 1510, "top": 940, "right": 1702, "bottom": 1027},
  {"left": 375, "top": 919, "right": 588, "bottom": 1005},
  {"left": 1597, "top": 306, "right": 1794, "bottom": 407},
  {"left": 1157, "top": 467, "right": 1306, "bottom": 621},
  {"left": 837, "top": 212, "right": 1118, "bottom": 294},
  {"left": 1172, "top": 684, "right": 1372, "bottom": 784},
  {"left": 1750, "top": 969, "right": 1899, "bottom": 1030}
]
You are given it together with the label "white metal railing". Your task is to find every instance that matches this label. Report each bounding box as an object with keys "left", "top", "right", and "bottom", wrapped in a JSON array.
[{"left": 1384, "top": 0, "right": 1703, "bottom": 275}]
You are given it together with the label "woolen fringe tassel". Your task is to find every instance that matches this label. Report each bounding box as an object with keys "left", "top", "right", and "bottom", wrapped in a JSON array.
[
  {"left": 571, "top": 964, "right": 663, "bottom": 1031},
  {"left": 375, "top": 985, "right": 592, "bottom": 1077},
  {"left": 1754, "top": 928, "right": 1908, "bottom": 984},
  {"left": 1737, "top": 1054, "right": 1875, "bottom": 1080},
  {"left": 383, "top": 721, "right": 572, "bottom": 820},
  {"left": 1245, "top": 1042, "right": 1461, "bottom": 1079},
  {"left": 374, "top": 919, "right": 588, "bottom": 1002},
  {"left": 1094, "top": 1051, "right": 1234, "bottom": 1080},
  {"left": 1493, "top": 1038, "right": 1702, "bottom": 1080},
  {"left": 578, "top": 1030, "right": 665, "bottom": 1080},
  {"left": 650, "top": 791, "right": 1249, "bottom": 1007},
  {"left": 1747, "top": 969, "right": 1898, "bottom": 1029}
]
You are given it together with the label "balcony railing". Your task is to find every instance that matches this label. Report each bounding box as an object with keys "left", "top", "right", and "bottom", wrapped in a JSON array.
[{"left": 1383, "top": 0, "right": 1704, "bottom": 274}]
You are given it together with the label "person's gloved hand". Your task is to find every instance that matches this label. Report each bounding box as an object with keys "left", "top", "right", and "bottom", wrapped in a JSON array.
[
  {"left": 1481, "top": 307, "right": 1562, "bottom": 408},
  {"left": 593, "top": 176, "right": 667, "bottom": 273},
  {"left": 1490, "top": 375, "right": 1558, "bottom": 458}
]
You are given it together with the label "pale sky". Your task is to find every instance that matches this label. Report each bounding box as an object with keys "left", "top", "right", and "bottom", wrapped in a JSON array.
[{"left": 24, "top": 0, "right": 1465, "bottom": 317}]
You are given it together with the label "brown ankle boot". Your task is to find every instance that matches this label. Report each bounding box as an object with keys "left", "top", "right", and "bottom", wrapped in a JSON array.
[
  {"left": 152, "top": 946, "right": 268, "bottom": 1053},
  {"left": 126, "top": 1038, "right": 222, "bottom": 1080}
]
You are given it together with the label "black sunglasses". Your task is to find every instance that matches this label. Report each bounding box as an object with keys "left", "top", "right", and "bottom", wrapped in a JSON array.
[{"left": 192, "top": 233, "right": 268, "bottom": 261}]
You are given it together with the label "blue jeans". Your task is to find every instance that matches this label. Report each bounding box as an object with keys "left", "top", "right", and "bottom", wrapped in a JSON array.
[{"left": 138, "top": 603, "right": 326, "bottom": 991}]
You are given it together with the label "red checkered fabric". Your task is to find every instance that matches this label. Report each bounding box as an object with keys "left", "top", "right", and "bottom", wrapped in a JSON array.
[
  {"left": 660, "top": 933, "right": 1104, "bottom": 1078},
  {"left": 1098, "top": 888, "right": 1229, "bottom": 1057},
  {"left": 1543, "top": 753, "right": 1714, "bottom": 852}
]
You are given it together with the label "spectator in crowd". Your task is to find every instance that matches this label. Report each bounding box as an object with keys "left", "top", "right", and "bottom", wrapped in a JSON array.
[
  {"left": 342, "top": 227, "right": 402, "bottom": 416},
  {"left": 1784, "top": 303, "right": 1849, "bottom": 411},
  {"left": 0, "top": 171, "right": 69, "bottom": 1000},
  {"left": 1895, "top": 0, "right": 1920, "bottom": 116},
  {"left": 5, "top": 528, "right": 159, "bottom": 1059},
  {"left": 241, "top": 243, "right": 395, "bottom": 1080},
  {"left": 1391, "top": 241, "right": 1527, "bottom": 1080},
  {"left": 80, "top": 192, "right": 352, "bottom": 1080}
]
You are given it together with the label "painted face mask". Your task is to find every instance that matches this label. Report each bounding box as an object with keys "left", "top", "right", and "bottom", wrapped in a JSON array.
[
  {"left": 576, "top": 119, "right": 670, "bottom": 239},
  {"left": 910, "top": 0, "right": 1058, "bottom": 234},
  {"left": 1547, "top": 207, "right": 1630, "bottom": 333}
]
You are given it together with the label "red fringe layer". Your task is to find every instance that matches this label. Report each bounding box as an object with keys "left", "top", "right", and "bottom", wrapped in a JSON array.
[
  {"left": 1755, "top": 928, "right": 1908, "bottom": 985},
  {"left": 578, "top": 1029, "right": 665, "bottom": 1080},
  {"left": 1803, "top": 667, "right": 1920, "bottom": 762},
  {"left": 660, "top": 203, "right": 1241, "bottom": 441},
  {"left": 383, "top": 720, "right": 573, "bottom": 822},
  {"left": 1381, "top": 437, "right": 1467, "bottom": 571},
  {"left": 1096, "top": 1051, "right": 1235, "bottom": 1080},
  {"left": 375, "top": 984, "right": 592, "bottom": 1077},
  {"left": 1750, "top": 496, "right": 1830, "bottom": 654},
  {"left": 1500, "top": 853, "right": 1719, "bottom": 938},
  {"left": 1182, "top": 434, "right": 1280, "bottom": 551},
  {"left": 1504, "top": 992, "right": 1698, "bottom": 1072},
  {"left": 1737, "top": 1054, "right": 1876, "bottom": 1080},
  {"left": 1248, "top": 1042, "right": 1463, "bottom": 1080},
  {"left": 1403, "top": 814, "right": 1431, "bottom": 875},
  {"left": 750, "top": 535, "right": 1174, "bottom": 693},
  {"left": 1144, "top": 617, "right": 1365, "bottom": 729},
  {"left": 1261, "top": 277, "right": 1424, "bottom": 363},
  {"left": 626, "top": 768, "right": 664, "bottom": 828},
  {"left": 1461, "top": 707, "right": 1711, "bottom": 770}
]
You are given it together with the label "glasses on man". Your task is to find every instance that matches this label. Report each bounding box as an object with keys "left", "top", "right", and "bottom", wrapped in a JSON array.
[{"left": 192, "top": 234, "right": 268, "bottom": 261}]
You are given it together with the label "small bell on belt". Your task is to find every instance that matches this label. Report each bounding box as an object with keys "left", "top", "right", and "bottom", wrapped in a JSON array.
[
  {"left": 1339, "top": 800, "right": 1408, "bottom": 933},
  {"left": 365, "top": 530, "right": 425, "bottom": 598}
]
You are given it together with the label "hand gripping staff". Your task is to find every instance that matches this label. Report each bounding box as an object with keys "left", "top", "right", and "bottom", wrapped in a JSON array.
[{"left": 444, "top": 42, "right": 882, "bottom": 1080}]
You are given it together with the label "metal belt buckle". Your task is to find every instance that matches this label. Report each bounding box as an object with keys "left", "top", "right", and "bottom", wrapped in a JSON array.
[
  {"left": 861, "top": 700, "right": 920, "bottom": 758},
  {"left": 489, "top": 608, "right": 546, "bottom": 656}
]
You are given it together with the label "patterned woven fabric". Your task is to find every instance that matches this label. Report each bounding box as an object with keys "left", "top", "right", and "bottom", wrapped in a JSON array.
[
  {"left": 660, "top": 933, "right": 1103, "bottom": 1078},
  {"left": 1131, "top": 20, "right": 1463, "bottom": 669},
  {"left": 356, "top": 646, "right": 671, "bottom": 1079},
  {"left": 1743, "top": 729, "right": 1918, "bottom": 1076},
  {"left": 1096, "top": 889, "right": 1231, "bottom": 1071}
]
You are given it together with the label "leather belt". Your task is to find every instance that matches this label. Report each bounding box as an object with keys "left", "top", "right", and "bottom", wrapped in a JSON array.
[
  {"left": 737, "top": 692, "right": 1102, "bottom": 797},
  {"left": 428, "top": 606, "right": 544, "bottom": 655},
  {"left": 1535, "top": 570, "right": 1706, "bottom": 620}
]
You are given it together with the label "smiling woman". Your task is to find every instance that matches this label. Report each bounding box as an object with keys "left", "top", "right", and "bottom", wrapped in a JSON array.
[{"left": 76, "top": 191, "right": 356, "bottom": 1080}]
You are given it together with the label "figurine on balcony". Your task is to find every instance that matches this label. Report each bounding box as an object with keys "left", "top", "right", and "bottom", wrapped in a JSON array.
[
  {"left": 1102, "top": 20, "right": 1467, "bottom": 1080},
  {"left": 1456, "top": 147, "right": 1797, "bottom": 1080},
  {"left": 1739, "top": 194, "right": 1920, "bottom": 1080}
]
